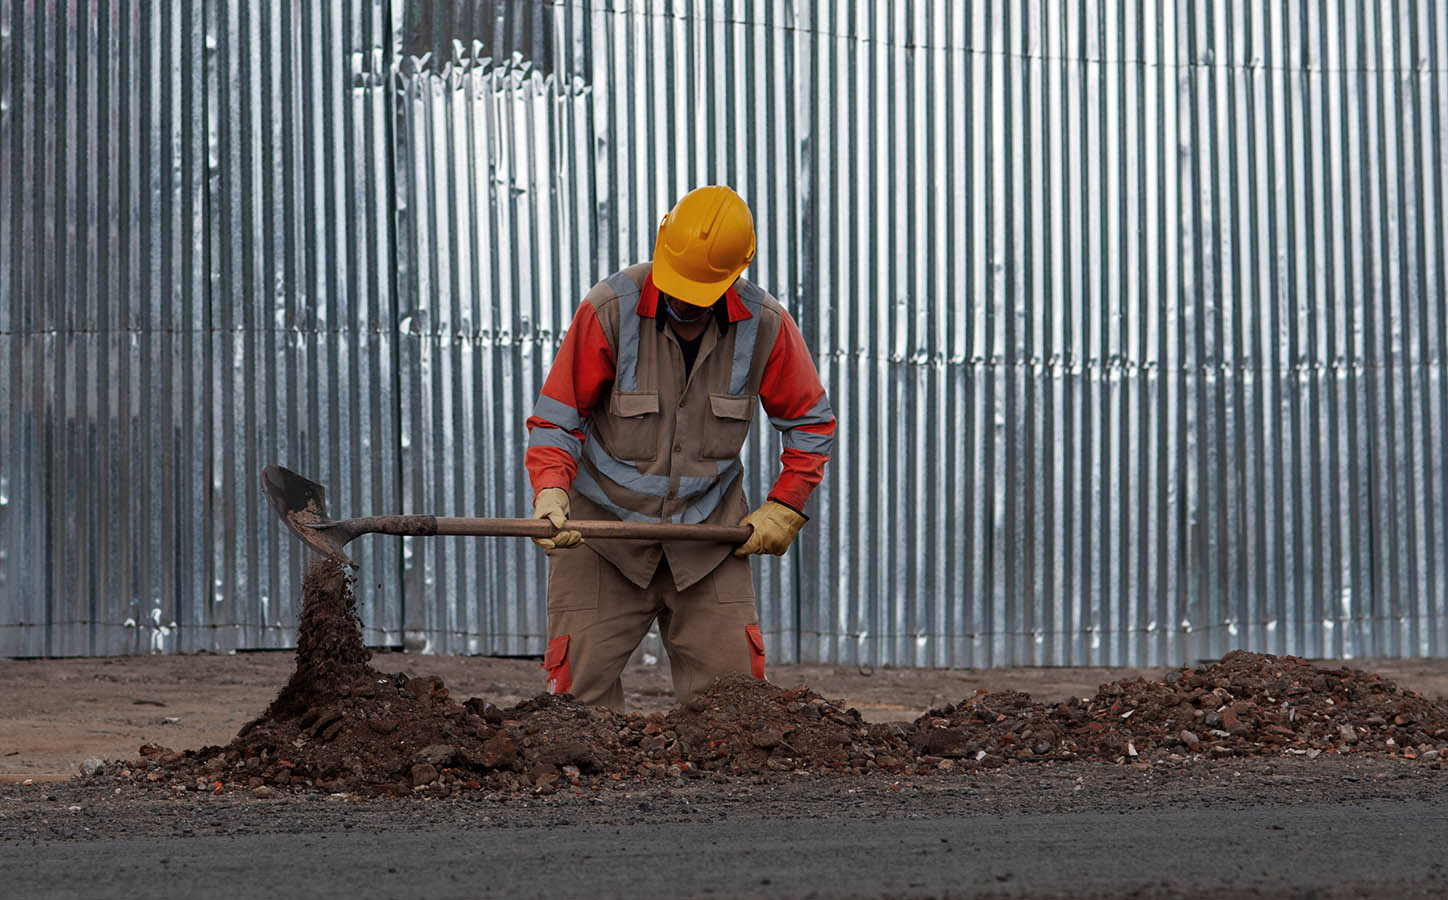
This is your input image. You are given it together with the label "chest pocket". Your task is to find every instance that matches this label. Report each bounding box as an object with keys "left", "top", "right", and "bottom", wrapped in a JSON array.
[
  {"left": 601, "top": 390, "right": 661, "bottom": 462},
  {"left": 700, "top": 393, "right": 758, "bottom": 459}
]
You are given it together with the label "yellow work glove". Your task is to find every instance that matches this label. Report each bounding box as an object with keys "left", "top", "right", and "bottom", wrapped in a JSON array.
[
  {"left": 532, "top": 487, "right": 582, "bottom": 550},
  {"left": 733, "top": 500, "right": 807, "bottom": 557}
]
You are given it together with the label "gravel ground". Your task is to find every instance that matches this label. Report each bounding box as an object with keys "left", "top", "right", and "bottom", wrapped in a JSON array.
[
  {"left": 3, "top": 758, "right": 1446, "bottom": 899},
  {"left": 9, "top": 588, "right": 1448, "bottom": 900},
  {"left": 4, "top": 804, "right": 1445, "bottom": 900},
  {"left": 3, "top": 755, "right": 1444, "bottom": 841},
  {"left": 7, "top": 646, "right": 1448, "bottom": 898}
]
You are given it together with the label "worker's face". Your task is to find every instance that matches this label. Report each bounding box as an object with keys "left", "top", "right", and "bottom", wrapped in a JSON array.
[{"left": 664, "top": 294, "right": 710, "bottom": 322}]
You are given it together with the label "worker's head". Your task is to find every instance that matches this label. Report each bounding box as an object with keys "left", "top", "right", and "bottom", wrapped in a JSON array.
[{"left": 652, "top": 186, "right": 756, "bottom": 307}]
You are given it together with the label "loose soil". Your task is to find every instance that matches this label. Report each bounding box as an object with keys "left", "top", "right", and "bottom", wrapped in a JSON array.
[
  {"left": 96, "top": 560, "right": 1448, "bottom": 798},
  {"left": 912, "top": 653, "right": 1448, "bottom": 766}
]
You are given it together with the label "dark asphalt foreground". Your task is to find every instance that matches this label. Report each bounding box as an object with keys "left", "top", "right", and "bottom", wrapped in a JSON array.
[
  {"left": 2, "top": 803, "right": 1445, "bottom": 899},
  {"left": 4, "top": 759, "right": 1447, "bottom": 898}
]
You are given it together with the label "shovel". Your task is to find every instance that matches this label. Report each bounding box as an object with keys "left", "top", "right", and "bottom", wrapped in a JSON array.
[{"left": 260, "top": 465, "right": 753, "bottom": 565}]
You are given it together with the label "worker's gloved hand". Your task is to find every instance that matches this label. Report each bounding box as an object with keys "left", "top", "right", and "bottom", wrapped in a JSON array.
[
  {"left": 733, "top": 500, "right": 807, "bottom": 557},
  {"left": 532, "top": 487, "right": 582, "bottom": 550}
]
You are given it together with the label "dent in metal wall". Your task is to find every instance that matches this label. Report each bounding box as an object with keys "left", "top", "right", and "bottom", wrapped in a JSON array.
[
  {"left": 0, "top": 0, "right": 401, "bottom": 655},
  {"left": 396, "top": 0, "right": 1448, "bottom": 665}
]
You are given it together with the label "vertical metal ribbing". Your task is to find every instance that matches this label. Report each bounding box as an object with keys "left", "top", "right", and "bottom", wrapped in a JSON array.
[
  {"left": 0, "top": 0, "right": 397, "bottom": 656},
  {"left": 1326, "top": 0, "right": 1356, "bottom": 661},
  {"left": 4, "top": 0, "right": 1448, "bottom": 665},
  {"left": 1429, "top": 3, "right": 1448, "bottom": 658}
]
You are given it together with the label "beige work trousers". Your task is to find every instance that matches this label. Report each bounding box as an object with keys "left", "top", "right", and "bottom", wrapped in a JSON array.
[{"left": 541, "top": 546, "right": 766, "bottom": 712}]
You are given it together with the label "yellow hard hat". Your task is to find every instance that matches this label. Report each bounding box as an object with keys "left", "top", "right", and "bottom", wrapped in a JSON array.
[{"left": 652, "top": 186, "right": 756, "bottom": 307}]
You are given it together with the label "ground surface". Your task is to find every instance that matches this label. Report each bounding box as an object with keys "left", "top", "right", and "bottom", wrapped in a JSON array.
[
  {"left": 0, "top": 652, "right": 1178, "bottom": 778},
  {"left": 4, "top": 653, "right": 1448, "bottom": 898},
  {"left": 3, "top": 758, "right": 1447, "bottom": 898},
  {"left": 6, "top": 653, "right": 1448, "bottom": 779}
]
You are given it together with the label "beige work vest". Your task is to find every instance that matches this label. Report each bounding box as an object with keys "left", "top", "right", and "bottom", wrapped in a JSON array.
[{"left": 570, "top": 264, "right": 787, "bottom": 591}]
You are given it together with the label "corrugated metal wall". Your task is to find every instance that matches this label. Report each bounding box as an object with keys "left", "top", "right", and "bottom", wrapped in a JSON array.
[
  {"left": 793, "top": 0, "right": 1448, "bottom": 667},
  {"left": 391, "top": 0, "right": 805, "bottom": 656},
  {"left": 0, "top": 0, "right": 401, "bottom": 654},
  {"left": 5, "top": 1, "right": 1448, "bottom": 666},
  {"left": 798, "top": 0, "right": 1448, "bottom": 667},
  {"left": 394, "top": 0, "right": 1448, "bottom": 665}
]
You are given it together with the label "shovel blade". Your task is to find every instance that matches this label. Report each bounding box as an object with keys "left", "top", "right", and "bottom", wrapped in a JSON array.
[{"left": 259, "top": 465, "right": 353, "bottom": 563}]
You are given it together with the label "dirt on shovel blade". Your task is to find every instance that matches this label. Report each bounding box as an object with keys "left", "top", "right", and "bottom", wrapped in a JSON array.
[{"left": 113, "top": 561, "right": 1448, "bottom": 797}]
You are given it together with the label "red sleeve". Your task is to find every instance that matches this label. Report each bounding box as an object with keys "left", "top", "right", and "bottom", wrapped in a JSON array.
[
  {"left": 757, "top": 309, "right": 836, "bottom": 512},
  {"left": 525, "top": 302, "right": 615, "bottom": 496}
]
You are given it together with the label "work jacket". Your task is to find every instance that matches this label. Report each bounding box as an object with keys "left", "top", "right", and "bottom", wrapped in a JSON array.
[{"left": 525, "top": 263, "right": 836, "bottom": 590}]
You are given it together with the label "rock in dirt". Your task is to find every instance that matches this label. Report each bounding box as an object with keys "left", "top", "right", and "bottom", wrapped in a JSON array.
[{"left": 416, "top": 744, "right": 457, "bottom": 767}]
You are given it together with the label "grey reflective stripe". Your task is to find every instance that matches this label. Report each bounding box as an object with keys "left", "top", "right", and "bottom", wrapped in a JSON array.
[
  {"left": 607, "top": 270, "right": 643, "bottom": 392},
  {"left": 527, "top": 425, "right": 583, "bottom": 457},
  {"left": 728, "top": 280, "right": 765, "bottom": 393},
  {"left": 532, "top": 394, "right": 583, "bottom": 431},
  {"left": 583, "top": 440, "right": 670, "bottom": 496},
  {"left": 584, "top": 439, "right": 741, "bottom": 499},
  {"left": 781, "top": 427, "right": 834, "bottom": 456},
  {"left": 573, "top": 466, "right": 654, "bottom": 523},
  {"left": 768, "top": 394, "right": 835, "bottom": 430},
  {"left": 576, "top": 457, "right": 739, "bottom": 525},
  {"left": 680, "top": 462, "right": 742, "bottom": 524}
]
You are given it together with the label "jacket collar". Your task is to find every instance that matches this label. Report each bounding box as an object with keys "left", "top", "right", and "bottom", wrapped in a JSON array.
[{"left": 638, "top": 270, "right": 752, "bottom": 322}]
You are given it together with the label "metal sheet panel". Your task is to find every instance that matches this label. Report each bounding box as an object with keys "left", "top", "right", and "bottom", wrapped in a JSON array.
[
  {"left": 0, "top": 0, "right": 400, "bottom": 655},
  {"left": 394, "top": 0, "right": 1448, "bottom": 665},
  {"left": 393, "top": 0, "right": 802, "bottom": 657},
  {"left": 5, "top": 0, "right": 1448, "bottom": 667}
]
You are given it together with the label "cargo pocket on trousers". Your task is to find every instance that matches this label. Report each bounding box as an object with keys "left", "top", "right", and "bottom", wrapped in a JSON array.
[
  {"left": 546, "top": 548, "right": 601, "bottom": 612},
  {"left": 745, "top": 625, "right": 766, "bottom": 680},
  {"left": 542, "top": 634, "right": 572, "bottom": 695},
  {"left": 712, "top": 555, "right": 756, "bottom": 604}
]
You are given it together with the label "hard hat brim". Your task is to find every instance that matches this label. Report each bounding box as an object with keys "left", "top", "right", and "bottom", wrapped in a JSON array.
[{"left": 650, "top": 258, "right": 745, "bottom": 308}]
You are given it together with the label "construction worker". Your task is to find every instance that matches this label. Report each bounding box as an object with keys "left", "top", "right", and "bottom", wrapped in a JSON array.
[{"left": 524, "top": 185, "right": 836, "bottom": 711}]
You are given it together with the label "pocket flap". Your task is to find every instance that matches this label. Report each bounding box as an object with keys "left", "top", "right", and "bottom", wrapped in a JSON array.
[
  {"left": 610, "top": 391, "right": 659, "bottom": 418},
  {"left": 745, "top": 623, "right": 765, "bottom": 654},
  {"left": 543, "top": 633, "right": 570, "bottom": 669},
  {"left": 710, "top": 393, "right": 756, "bottom": 421}
]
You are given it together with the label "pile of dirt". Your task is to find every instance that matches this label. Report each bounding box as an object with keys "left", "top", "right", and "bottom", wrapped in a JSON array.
[
  {"left": 265, "top": 559, "right": 372, "bottom": 718},
  {"left": 664, "top": 675, "right": 910, "bottom": 776},
  {"left": 119, "top": 561, "right": 635, "bottom": 797},
  {"left": 114, "top": 561, "right": 1448, "bottom": 797},
  {"left": 911, "top": 651, "right": 1448, "bottom": 766},
  {"left": 909, "top": 690, "right": 1071, "bottom": 768},
  {"left": 113, "top": 559, "right": 916, "bottom": 796}
]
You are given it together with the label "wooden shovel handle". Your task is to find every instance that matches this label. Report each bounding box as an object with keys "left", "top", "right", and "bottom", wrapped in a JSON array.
[{"left": 344, "top": 515, "right": 751, "bottom": 543}]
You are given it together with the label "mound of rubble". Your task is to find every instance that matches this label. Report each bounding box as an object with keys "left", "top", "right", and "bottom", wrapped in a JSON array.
[
  {"left": 121, "top": 562, "right": 629, "bottom": 797},
  {"left": 117, "top": 561, "right": 915, "bottom": 797},
  {"left": 113, "top": 561, "right": 1448, "bottom": 797},
  {"left": 125, "top": 669, "right": 913, "bottom": 798},
  {"left": 910, "top": 651, "right": 1448, "bottom": 767},
  {"left": 666, "top": 674, "right": 909, "bottom": 776}
]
